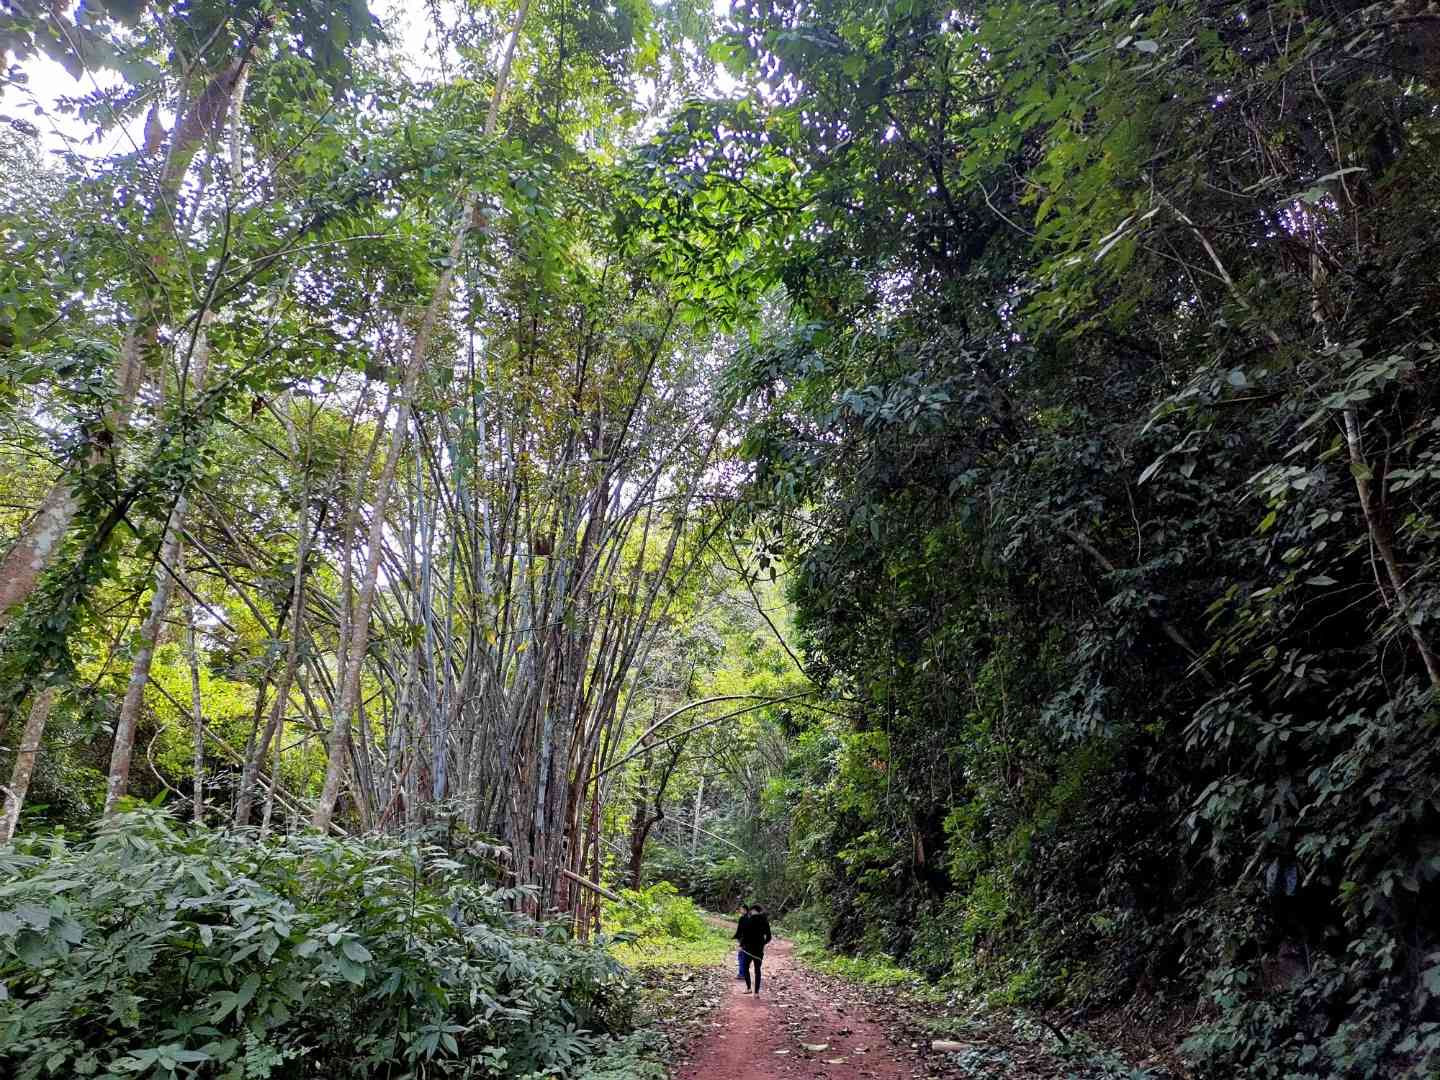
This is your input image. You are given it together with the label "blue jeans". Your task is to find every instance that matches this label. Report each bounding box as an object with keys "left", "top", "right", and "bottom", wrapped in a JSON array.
[
  {"left": 741, "top": 951, "right": 764, "bottom": 993},
  {"left": 737, "top": 949, "right": 745, "bottom": 977}
]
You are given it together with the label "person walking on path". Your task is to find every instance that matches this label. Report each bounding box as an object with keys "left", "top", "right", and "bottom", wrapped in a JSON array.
[
  {"left": 733, "top": 904, "right": 752, "bottom": 980},
  {"left": 737, "top": 902, "right": 772, "bottom": 995}
]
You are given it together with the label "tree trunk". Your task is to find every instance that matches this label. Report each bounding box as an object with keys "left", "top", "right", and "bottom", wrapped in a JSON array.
[
  {"left": 184, "top": 592, "right": 205, "bottom": 823},
  {"left": 1343, "top": 408, "right": 1440, "bottom": 693},
  {"left": 310, "top": 0, "right": 531, "bottom": 833},
  {"left": 103, "top": 506, "right": 187, "bottom": 816},
  {"left": 691, "top": 770, "right": 705, "bottom": 854},
  {"left": 0, "top": 329, "right": 144, "bottom": 630},
  {"left": 0, "top": 483, "right": 82, "bottom": 629},
  {"left": 235, "top": 448, "right": 313, "bottom": 826},
  {"left": 312, "top": 381, "right": 412, "bottom": 832},
  {"left": 232, "top": 676, "right": 272, "bottom": 825},
  {"left": 0, "top": 45, "right": 254, "bottom": 633},
  {"left": 260, "top": 689, "right": 284, "bottom": 835},
  {"left": 103, "top": 320, "right": 214, "bottom": 816},
  {"left": 628, "top": 747, "right": 652, "bottom": 888},
  {"left": 0, "top": 687, "right": 60, "bottom": 843}
]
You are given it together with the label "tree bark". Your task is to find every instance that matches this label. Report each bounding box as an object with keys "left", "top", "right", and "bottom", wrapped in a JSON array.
[
  {"left": 628, "top": 746, "right": 653, "bottom": 888},
  {"left": 0, "top": 329, "right": 144, "bottom": 630},
  {"left": 103, "top": 506, "right": 188, "bottom": 816},
  {"left": 0, "top": 687, "right": 60, "bottom": 844},
  {"left": 691, "top": 770, "right": 705, "bottom": 854},
  {"left": 0, "top": 44, "right": 255, "bottom": 632},
  {"left": 235, "top": 420, "right": 314, "bottom": 827}
]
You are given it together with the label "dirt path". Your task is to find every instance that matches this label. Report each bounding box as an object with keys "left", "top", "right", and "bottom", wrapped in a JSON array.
[{"left": 675, "top": 937, "right": 927, "bottom": 1080}]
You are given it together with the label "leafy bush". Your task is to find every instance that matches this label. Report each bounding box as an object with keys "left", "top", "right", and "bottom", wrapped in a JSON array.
[
  {"left": 773, "top": 904, "right": 827, "bottom": 940},
  {"left": 640, "top": 842, "right": 754, "bottom": 912},
  {"left": 602, "top": 882, "right": 706, "bottom": 945},
  {"left": 0, "top": 811, "right": 645, "bottom": 1079},
  {"left": 791, "top": 934, "right": 918, "bottom": 989}
]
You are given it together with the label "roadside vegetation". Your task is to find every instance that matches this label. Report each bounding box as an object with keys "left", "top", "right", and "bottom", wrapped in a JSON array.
[
  {"left": 604, "top": 884, "right": 733, "bottom": 970},
  {"left": 0, "top": 812, "right": 660, "bottom": 1079}
]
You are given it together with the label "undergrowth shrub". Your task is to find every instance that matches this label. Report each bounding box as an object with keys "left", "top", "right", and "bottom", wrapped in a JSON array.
[
  {"left": 602, "top": 882, "right": 705, "bottom": 944},
  {"left": 773, "top": 904, "right": 827, "bottom": 940},
  {"left": 0, "top": 811, "right": 646, "bottom": 1079},
  {"left": 640, "top": 842, "right": 751, "bottom": 911}
]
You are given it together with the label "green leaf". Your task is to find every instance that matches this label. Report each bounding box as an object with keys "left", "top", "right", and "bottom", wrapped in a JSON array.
[
  {"left": 336, "top": 955, "right": 367, "bottom": 985},
  {"left": 235, "top": 972, "right": 260, "bottom": 1011},
  {"left": 1424, "top": 960, "right": 1440, "bottom": 999},
  {"left": 200, "top": 1039, "right": 239, "bottom": 1063},
  {"left": 13, "top": 902, "right": 50, "bottom": 929}
]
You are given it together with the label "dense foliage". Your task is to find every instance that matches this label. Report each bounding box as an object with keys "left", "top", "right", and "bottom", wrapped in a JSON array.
[
  {"left": 0, "top": 0, "right": 745, "bottom": 925},
  {"left": 661, "top": 0, "right": 1440, "bottom": 1075},
  {"left": 602, "top": 883, "right": 708, "bottom": 947},
  {"left": 0, "top": 812, "right": 658, "bottom": 1079}
]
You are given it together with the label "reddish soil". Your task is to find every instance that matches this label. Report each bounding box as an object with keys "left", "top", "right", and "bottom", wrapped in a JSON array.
[{"left": 675, "top": 938, "right": 932, "bottom": 1080}]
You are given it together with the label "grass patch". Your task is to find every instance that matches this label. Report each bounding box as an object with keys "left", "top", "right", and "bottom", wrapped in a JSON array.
[
  {"left": 601, "top": 885, "right": 734, "bottom": 969},
  {"left": 790, "top": 931, "right": 938, "bottom": 993},
  {"left": 611, "top": 922, "right": 733, "bottom": 968}
]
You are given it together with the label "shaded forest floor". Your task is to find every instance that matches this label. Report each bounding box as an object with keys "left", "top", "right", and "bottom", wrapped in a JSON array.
[{"left": 633, "top": 929, "right": 1189, "bottom": 1079}]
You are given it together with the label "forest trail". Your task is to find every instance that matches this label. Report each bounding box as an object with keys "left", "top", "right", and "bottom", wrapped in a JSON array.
[{"left": 676, "top": 937, "right": 924, "bottom": 1080}]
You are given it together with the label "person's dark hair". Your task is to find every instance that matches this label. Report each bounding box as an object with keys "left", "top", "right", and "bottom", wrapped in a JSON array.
[{"left": 751, "top": 903, "right": 766, "bottom": 914}]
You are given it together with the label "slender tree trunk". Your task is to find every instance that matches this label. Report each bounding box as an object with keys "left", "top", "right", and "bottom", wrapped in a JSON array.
[
  {"left": 691, "top": 770, "right": 704, "bottom": 854},
  {"left": 0, "top": 46, "right": 254, "bottom": 632},
  {"left": 0, "top": 688, "right": 60, "bottom": 844},
  {"left": 312, "top": 383, "right": 413, "bottom": 832},
  {"left": 235, "top": 413, "right": 314, "bottom": 827},
  {"left": 260, "top": 693, "right": 283, "bottom": 834},
  {"left": 1305, "top": 189, "right": 1440, "bottom": 693},
  {"left": 1343, "top": 409, "right": 1440, "bottom": 692},
  {"left": 184, "top": 591, "right": 205, "bottom": 823},
  {"left": 104, "top": 507, "right": 187, "bottom": 815},
  {"left": 259, "top": 650, "right": 283, "bottom": 835},
  {"left": 628, "top": 745, "right": 652, "bottom": 888},
  {"left": 103, "top": 320, "right": 214, "bottom": 816},
  {"left": 310, "top": 0, "right": 531, "bottom": 832},
  {"left": 232, "top": 676, "right": 272, "bottom": 824}
]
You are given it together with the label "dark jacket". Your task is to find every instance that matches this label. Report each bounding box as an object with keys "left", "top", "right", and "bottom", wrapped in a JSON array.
[{"left": 737, "top": 912, "right": 772, "bottom": 958}]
